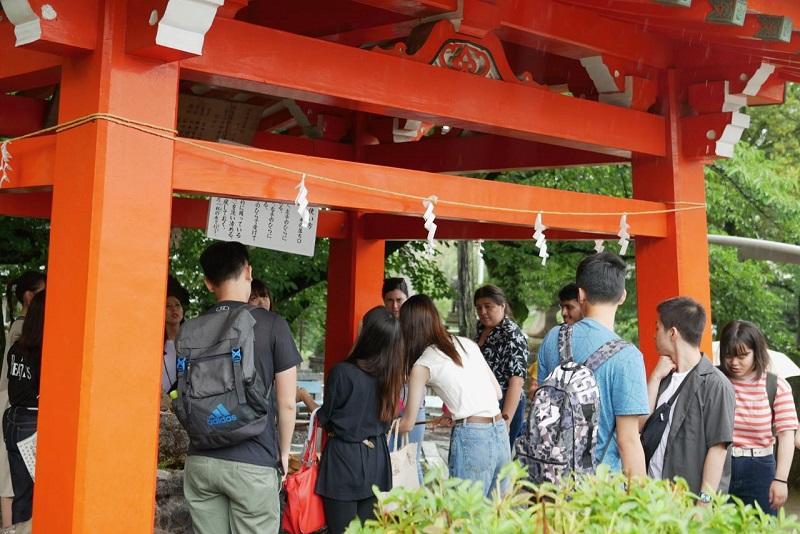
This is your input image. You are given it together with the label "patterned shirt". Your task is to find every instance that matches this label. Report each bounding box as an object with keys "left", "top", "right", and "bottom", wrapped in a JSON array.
[
  {"left": 730, "top": 374, "right": 799, "bottom": 449},
  {"left": 475, "top": 317, "right": 528, "bottom": 390}
]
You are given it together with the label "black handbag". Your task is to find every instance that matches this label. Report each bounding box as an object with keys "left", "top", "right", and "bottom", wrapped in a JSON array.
[{"left": 640, "top": 368, "right": 694, "bottom": 469}]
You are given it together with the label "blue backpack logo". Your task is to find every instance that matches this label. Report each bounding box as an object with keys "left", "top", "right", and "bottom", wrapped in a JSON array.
[{"left": 208, "top": 403, "right": 238, "bottom": 426}]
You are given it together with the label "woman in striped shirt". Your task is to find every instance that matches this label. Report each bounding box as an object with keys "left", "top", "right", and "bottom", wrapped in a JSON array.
[{"left": 719, "top": 320, "right": 798, "bottom": 515}]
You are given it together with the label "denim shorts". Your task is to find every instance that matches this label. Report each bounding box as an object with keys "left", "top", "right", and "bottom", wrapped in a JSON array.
[{"left": 448, "top": 419, "right": 510, "bottom": 496}]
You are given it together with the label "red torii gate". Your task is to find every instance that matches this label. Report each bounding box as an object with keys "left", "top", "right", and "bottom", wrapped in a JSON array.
[{"left": 0, "top": 0, "right": 795, "bottom": 531}]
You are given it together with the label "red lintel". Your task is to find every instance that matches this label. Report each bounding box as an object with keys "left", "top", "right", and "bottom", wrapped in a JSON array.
[
  {"left": 361, "top": 213, "right": 618, "bottom": 240},
  {"left": 172, "top": 138, "right": 669, "bottom": 237},
  {"left": 0, "top": 136, "right": 56, "bottom": 190},
  {"left": 0, "top": 0, "right": 97, "bottom": 56},
  {"left": 0, "top": 94, "right": 48, "bottom": 137},
  {"left": 497, "top": 0, "right": 673, "bottom": 69},
  {"left": 748, "top": 0, "right": 800, "bottom": 24},
  {"left": 362, "top": 134, "right": 626, "bottom": 172},
  {"left": 181, "top": 18, "right": 666, "bottom": 156},
  {"left": 0, "top": 28, "right": 61, "bottom": 92},
  {"left": 0, "top": 191, "right": 351, "bottom": 239},
  {"left": 349, "top": 0, "right": 458, "bottom": 17}
]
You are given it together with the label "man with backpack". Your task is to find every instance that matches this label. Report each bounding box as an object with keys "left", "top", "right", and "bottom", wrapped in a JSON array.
[
  {"left": 639, "top": 297, "right": 734, "bottom": 501},
  {"left": 175, "top": 241, "right": 301, "bottom": 533},
  {"left": 526, "top": 252, "right": 648, "bottom": 481}
]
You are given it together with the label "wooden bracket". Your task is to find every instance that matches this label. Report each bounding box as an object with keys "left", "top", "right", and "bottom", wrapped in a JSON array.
[
  {"left": 682, "top": 111, "right": 750, "bottom": 160},
  {"left": 580, "top": 55, "right": 657, "bottom": 111},
  {"left": 0, "top": 0, "right": 96, "bottom": 55},
  {"left": 127, "top": 0, "right": 223, "bottom": 61}
]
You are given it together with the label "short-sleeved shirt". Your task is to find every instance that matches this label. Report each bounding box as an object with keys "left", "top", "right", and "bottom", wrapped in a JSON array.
[
  {"left": 538, "top": 318, "right": 649, "bottom": 471},
  {"left": 730, "top": 373, "right": 799, "bottom": 448},
  {"left": 416, "top": 336, "right": 500, "bottom": 420},
  {"left": 654, "top": 357, "right": 735, "bottom": 494},
  {"left": 6, "top": 342, "right": 41, "bottom": 408},
  {"left": 189, "top": 301, "right": 302, "bottom": 467},
  {"left": 316, "top": 361, "right": 392, "bottom": 500},
  {"left": 475, "top": 317, "right": 528, "bottom": 390}
]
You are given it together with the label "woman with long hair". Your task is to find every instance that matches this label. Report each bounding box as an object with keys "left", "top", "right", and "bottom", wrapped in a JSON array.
[
  {"left": 4, "top": 290, "right": 46, "bottom": 529},
  {"left": 719, "top": 320, "right": 798, "bottom": 515},
  {"left": 1, "top": 271, "right": 45, "bottom": 529},
  {"left": 399, "top": 295, "right": 508, "bottom": 496},
  {"left": 473, "top": 284, "right": 529, "bottom": 449},
  {"left": 315, "top": 307, "right": 405, "bottom": 533}
]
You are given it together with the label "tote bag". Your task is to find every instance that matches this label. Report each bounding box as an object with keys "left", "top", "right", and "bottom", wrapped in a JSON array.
[
  {"left": 388, "top": 419, "right": 420, "bottom": 490},
  {"left": 282, "top": 411, "right": 326, "bottom": 534}
]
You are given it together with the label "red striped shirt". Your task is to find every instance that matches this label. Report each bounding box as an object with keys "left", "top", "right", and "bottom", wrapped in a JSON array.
[{"left": 730, "top": 374, "right": 799, "bottom": 448}]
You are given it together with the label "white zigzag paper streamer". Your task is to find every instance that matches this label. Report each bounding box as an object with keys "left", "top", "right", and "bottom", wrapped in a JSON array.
[
  {"left": 477, "top": 239, "right": 485, "bottom": 261},
  {"left": 617, "top": 213, "right": 630, "bottom": 256},
  {"left": 294, "top": 173, "right": 310, "bottom": 228},
  {"left": 594, "top": 240, "right": 605, "bottom": 254},
  {"left": 0, "top": 141, "right": 12, "bottom": 188},
  {"left": 422, "top": 196, "right": 438, "bottom": 257},
  {"left": 533, "top": 213, "right": 549, "bottom": 266}
]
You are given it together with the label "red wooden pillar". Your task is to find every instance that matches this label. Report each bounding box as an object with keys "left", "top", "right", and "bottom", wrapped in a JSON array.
[
  {"left": 324, "top": 211, "right": 385, "bottom": 373},
  {"left": 33, "top": 2, "right": 178, "bottom": 532},
  {"left": 632, "top": 70, "right": 713, "bottom": 373}
]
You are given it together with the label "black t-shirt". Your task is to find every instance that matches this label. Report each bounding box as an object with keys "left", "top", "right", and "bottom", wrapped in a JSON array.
[
  {"left": 7, "top": 342, "right": 41, "bottom": 408},
  {"left": 189, "top": 301, "right": 302, "bottom": 467}
]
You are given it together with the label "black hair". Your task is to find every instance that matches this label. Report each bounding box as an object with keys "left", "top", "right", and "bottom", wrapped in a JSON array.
[
  {"left": 200, "top": 241, "right": 249, "bottom": 286},
  {"left": 719, "top": 320, "right": 770, "bottom": 380},
  {"left": 575, "top": 252, "right": 627, "bottom": 305},
  {"left": 558, "top": 283, "right": 579, "bottom": 303},
  {"left": 17, "top": 290, "right": 46, "bottom": 353},
  {"left": 167, "top": 275, "right": 190, "bottom": 308},
  {"left": 251, "top": 279, "right": 272, "bottom": 302},
  {"left": 657, "top": 297, "right": 706, "bottom": 348},
  {"left": 5, "top": 270, "right": 46, "bottom": 319},
  {"left": 473, "top": 284, "right": 507, "bottom": 308},
  {"left": 382, "top": 277, "right": 409, "bottom": 298},
  {"left": 347, "top": 306, "right": 405, "bottom": 422}
]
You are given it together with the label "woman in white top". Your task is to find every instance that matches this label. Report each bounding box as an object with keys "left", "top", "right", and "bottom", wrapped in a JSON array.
[{"left": 398, "top": 295, "right": 509, "bottom": 496}]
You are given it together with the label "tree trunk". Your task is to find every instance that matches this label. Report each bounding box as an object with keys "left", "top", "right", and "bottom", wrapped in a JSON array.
[{"left": 456, "top": 241, "right": 477, "bottom": 338}]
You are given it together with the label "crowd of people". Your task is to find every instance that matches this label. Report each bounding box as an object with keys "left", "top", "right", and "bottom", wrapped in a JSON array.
[{"left": 1, "top": 246, "right": 799, "bottom": 534}]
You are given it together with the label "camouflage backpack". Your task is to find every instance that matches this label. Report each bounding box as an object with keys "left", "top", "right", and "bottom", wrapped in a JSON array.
[{"left": 516, "top": 323, "right": 629, "bottom": 484}]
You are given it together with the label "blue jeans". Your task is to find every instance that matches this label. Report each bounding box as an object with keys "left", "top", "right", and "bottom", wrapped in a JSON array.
[
  {"left": 729, "top": 455, "right": 776, "bottom": 516},
  {"left": 3, "top": 406, "right": 37, "bottom": 524},
  {"left": 501, "top": 391, "right": 526, "bottom": 449},
  {"left": 448, "top": 420, "right": 510, "bottom": 496}
]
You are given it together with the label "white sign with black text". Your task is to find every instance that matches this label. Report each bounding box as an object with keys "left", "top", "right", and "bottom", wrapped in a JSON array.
[{"left": 206, "top": 197, "right": 319, "bottom": 257}]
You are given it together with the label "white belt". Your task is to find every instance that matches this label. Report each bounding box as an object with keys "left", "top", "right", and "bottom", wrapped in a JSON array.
[{"left": 731, "top": 446, "right": 773, "bottom": 457}]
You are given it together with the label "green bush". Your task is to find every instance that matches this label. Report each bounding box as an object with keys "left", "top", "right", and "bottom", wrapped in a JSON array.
[{"left": 346, "top": 462, "right": 800, "bottom": 533}]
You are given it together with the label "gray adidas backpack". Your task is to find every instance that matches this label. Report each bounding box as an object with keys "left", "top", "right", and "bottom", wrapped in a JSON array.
[
  {"left": 516, "top": 323, "right": 629, "bottom": 484},
  {"left": 174, "top": 304, "right": 272, "bottom": 450}
]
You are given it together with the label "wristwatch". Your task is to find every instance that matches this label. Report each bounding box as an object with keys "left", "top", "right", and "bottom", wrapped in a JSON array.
[{"left": 698, "top": 492, "right": 712, "bottom": 504}]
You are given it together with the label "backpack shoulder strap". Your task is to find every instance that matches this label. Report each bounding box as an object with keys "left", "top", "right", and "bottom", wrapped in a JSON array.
[
  {"left": 766, "top": 372, "right": 778, "bottom": 420},
  {"left": 584, "top": 339, "right": 630, "bottom": 373},
  {"left": 557, "top": 323, "right": 574, "bottom": 364}
]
